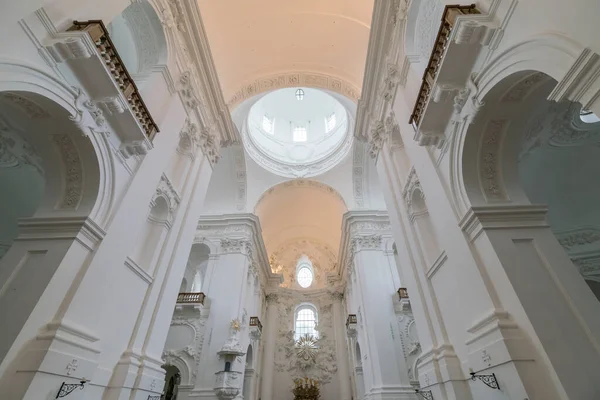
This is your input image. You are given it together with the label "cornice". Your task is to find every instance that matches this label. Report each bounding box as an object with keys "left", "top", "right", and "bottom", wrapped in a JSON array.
[
  {"left": 179, "top": 0, "right": 238, "bottom": 146},
  {"left": 196, "top": 213, "right": 283, "bottom": 285},
  {"left": 355, "top": 0, "right": 408, "bottom": 147},
  {"left": 337, "top": 210, "right": 391, "bottom": 278}
]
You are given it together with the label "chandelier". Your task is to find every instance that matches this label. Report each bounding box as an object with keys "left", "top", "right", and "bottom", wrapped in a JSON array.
[{"left": 293, "top": 377, "right": 320, "bottom": 400}]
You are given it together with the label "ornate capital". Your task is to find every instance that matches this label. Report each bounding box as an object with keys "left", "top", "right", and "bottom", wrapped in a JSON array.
[
  {"left": 329, "top": 291, "right": 344, "bottom": 301},
  {"left": 220, "top": 238, "right": 251, "bottom": 255},
  {"left": 265, "top": 293, "right": 279, "bottom": 304},
  {"left": 351, "top": 235, "right": 383, "bottom": 253}
]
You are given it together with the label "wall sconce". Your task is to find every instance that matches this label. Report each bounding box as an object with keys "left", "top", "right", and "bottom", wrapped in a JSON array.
[
  {"left": 415, "top": 389, "right": 433, "bottom": 400},
  {"left": 470, "top": 371, "right": 500, "bottom": 390},
  {"left": 55, "top": 379, "right": 88, "bottom": 398}
]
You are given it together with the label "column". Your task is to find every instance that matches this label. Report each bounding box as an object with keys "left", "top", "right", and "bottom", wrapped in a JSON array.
[
  {"left": 340, "top": 212, "right": 417, "bottom": 400},
  {"left": 331, "top": 292, "right": 352, "bottom": 400},
  {"left": 259, "top": 294, "right": 278, "bottom": 400},
  {"left": 105, "top": 151, "right": 214, "bottom": 400}
]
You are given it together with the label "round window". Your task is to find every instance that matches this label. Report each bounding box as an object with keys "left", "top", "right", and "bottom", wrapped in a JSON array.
[{"left": 297, "top": 266, "right": 313, "bottom": 288}]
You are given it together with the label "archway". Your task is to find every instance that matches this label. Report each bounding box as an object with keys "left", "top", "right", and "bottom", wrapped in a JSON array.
[
  {"left": 460, "top": 70, "right": 600, "bottom": 302},
  {"left": 162, "top": 364, "right": 181, "bottom": 400},
  {"left": 458, "top": 69, "right": 600, "bottom": 397},
  {"left": 354, "top": 342, "right": 365, "bottom": 400},
  {"left": 182, "top": 243, "right": 211, "bottom": 293},
  {"left": 0, "top": 88, "right": 105, "bottom": 365}
]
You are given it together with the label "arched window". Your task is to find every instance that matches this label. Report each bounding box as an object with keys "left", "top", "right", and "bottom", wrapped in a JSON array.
[
  {"left": 297, "top": 266, "right": 313, "bottom": 288},
  {"left": 296, "top": 255, "right": 314, "bottom": 288},
  {"left": 294, "top": 304, "right": 318, "bottom": 340}
]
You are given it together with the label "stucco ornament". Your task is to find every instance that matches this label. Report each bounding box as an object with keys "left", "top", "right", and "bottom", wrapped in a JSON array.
[
  {"left": 273, "top": 292, "right": 338, "bottom": 385},
  {"left": 296, "top": 334, "right": 319, "bottom": 364}
]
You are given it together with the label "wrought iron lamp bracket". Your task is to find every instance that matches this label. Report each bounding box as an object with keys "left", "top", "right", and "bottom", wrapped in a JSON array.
[
  {"left": 415, "top": 389, "right": 434, "bottom": 400},
  {"left": 470, "top": 372, "right": 500, "bottom": 390},
  {"left": 55, "top": 380, "right": 87, "bottom": 398}
]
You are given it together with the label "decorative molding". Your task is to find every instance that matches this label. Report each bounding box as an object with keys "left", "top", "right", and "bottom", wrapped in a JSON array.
[
  {"left": 352, "top": 141, "right": 366, "bottom": 208},
  {"left": 1, "top": 92, "right": 51, "bottom": 118},
  {"left": 220, "top": 238, "right": 252, "bottom": 255},
  {"left": 233, "top": 146, "right": 247, "bottom": 212},
  {"left": 478, "top": 120, "right": 508, "bottom": 200},
  {"left": 163, "top": 314, "right": 207, "bottom": 384},
  {"left": 176, "top": 119, "right": 199, "bottom": 158},
  {"left": 154, "top": 173, "right": 181, "bottom": 222},
  {"left": 272, "top": 290, "right": 338, "bottom": 385},
  {"left": 52, "top": 134, "right": 83, "bottom": 209},
  {"left": 241, "top": 116, "right": 354, "bottom": 178},
  {"left": 338, "top": 211, "right": 391, "bottom": 278},
  {"left": 501, "top": 72, "right": 549, "bottom": 102},
  {"left": 402, "top": 167, "right": 425, "bottom": 214},
  {"left": 226, "top": 72, "right": 360, "bottom": 108},
  {"left": 69, "top": 87, "right": 111, "bottom": 136},
  {"left": 270, "top": 238, "right": 337, "bottom": 290},
  {"left": 547, "top": 47, "right": 600, "bottom": 110},
  {"left": 198, "top": 124, "right": 221, "bottom": 166},
  {"left": 555, "top": 226, "right": 600, "bottom": 251},
  {"left": 124, "top": 256, "right": 153, "bottom": 285},
  {"left": 350, "top": 235, "right": 383, "bottom": 252},
  {"left": 0, "top": 118, "right": 44, "bottom": 175}
]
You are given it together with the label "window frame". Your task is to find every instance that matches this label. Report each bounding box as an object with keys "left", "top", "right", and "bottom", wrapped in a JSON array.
[
  {"left": 325, "top": 113, "right": 336, "bottom": 133},
  {"left": 296, "top": 265, "right": 313, "bottom": 288},
  {"left": 294, "top": 303, "right": 318, "bottom": 341},
  {"left": 293, "top": 126, "right": 307, "bottom": 142},
  {"left": 262, "top": 115, "right": 274, "bottom": 134}
]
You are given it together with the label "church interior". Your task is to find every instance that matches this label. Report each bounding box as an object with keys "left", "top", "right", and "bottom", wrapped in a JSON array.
[{"left": 1, "top": 0, "right": 600, "bottom": 399}]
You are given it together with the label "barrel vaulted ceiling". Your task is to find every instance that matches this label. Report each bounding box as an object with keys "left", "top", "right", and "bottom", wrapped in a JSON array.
[{"left": 196, "top": 0, "right": 375, "bottom": 104}]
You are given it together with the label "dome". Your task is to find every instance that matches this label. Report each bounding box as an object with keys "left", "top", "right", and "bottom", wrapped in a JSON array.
[{"left": 242, "top": 87, "right": 353, "bottom": 178}]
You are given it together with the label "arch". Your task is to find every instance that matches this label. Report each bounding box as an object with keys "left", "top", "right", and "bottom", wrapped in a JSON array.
[
  {"left": 246, "top": 344, "right": 254, "bottom": 368},
  {"left": 0, "top": 64, "right": 116, "bottom": 368},
  {"left": 355, "top": 341, "right": 362, "bottom": 365},
  {"left": 449, "top": 35, "right": 589, "bottom": 215},
  {"left": 0, "top": 60, "right": 113, "bottom": 227},
  {"left": 163, "top": 356, "right": 191, "bottom": 387}
]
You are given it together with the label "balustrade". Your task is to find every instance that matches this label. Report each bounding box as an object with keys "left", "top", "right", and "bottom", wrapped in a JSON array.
[
  {"left": 346, "top": 314, "right": 357, "bottom": 328},
  {"left": 249, "top": 316, "right": 263, "bottom": 332},
  {"left": 176, "top": 292, "right": 206, "bottom": 304},
  {"left": 409, "top": 4, "right": 479, "bottom": 128},
  {"left": 68, "top": 20, "right": 159, "bottom": 140}
]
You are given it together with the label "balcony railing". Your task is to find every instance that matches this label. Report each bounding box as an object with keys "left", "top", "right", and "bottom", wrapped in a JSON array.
[
  {"left": 177, "top": 292, "right": 206, "bottom": 304},
  {"left": 249, "top": 316, "right": 263, "bottom": 332},
  {"left": 68, "top": 20, "right": 159, "bottom": 140},
  {"left": 398, "top": 287, "right": 409, "bottom": 300},
  {"left": 409, "top": 4, "right": 480, "bottom": 128},
  {"left": 346, "top": 314, "right": 357, "bottom": 328}
]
